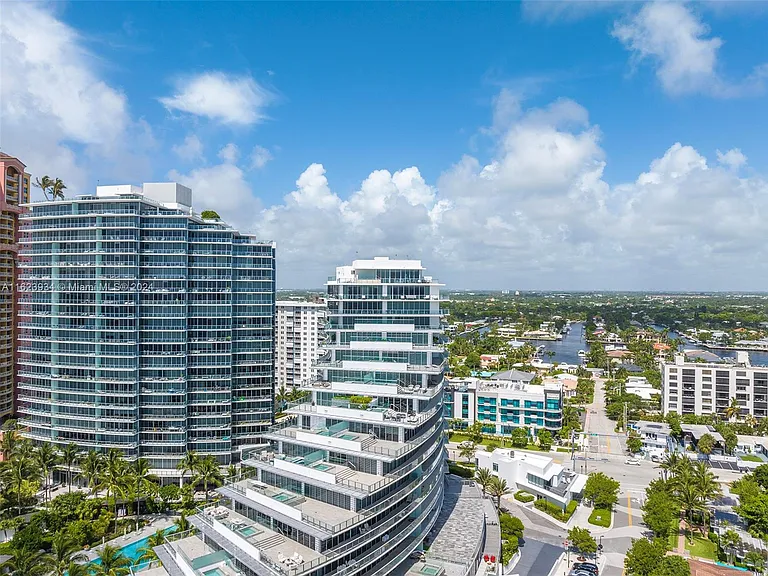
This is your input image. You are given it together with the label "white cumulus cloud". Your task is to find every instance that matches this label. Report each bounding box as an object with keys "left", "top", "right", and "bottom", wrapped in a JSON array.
[
  {"left": 159, "top": 72, "right": 273, "bottom": 126},
  {"left": 172, "top": 135, "right": 204, "bottom": 161},
  {"left": 249, "top": 145, "right": 273, "bottom": 170},
  {"left": 612, "top": 3, "right": 767, "bottom": 97},
  {"left": 0, "top": 2, "right": 150, "bottom": 195},
  {"left": 218, "top": 143, "right": 240, "bottom": 164}
]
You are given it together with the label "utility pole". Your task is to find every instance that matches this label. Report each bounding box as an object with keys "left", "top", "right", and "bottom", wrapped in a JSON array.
[{"left": 623, "top": 402, "right": 628, "bottom": 436}]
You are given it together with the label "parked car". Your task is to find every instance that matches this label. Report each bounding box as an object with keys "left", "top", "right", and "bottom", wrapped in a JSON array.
[
  {"left": 573, "top": 563, "right": 598, "bottom": 574},
  {"left": 625, "top": 458, "right": 641, "bottom": 466}
]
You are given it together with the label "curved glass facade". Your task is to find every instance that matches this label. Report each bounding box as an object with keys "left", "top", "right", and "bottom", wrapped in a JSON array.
[
  {"left": 15, "top": 188, "right": 275, "bottom": 474},
  {"left": 176, "top": 257, "right": 448, "bottom": 576}
]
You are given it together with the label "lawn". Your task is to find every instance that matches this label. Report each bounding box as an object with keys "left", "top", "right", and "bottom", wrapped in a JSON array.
[
  {"left": 588, "top": 508, "right": 611, "bottom": 528},
  {"left": 739, "top": 454, "right": 764, "bottom": 463},
  {"left": 685, "top": 536, "right": 717, "bottom": 560},
  {"left": 449, "top": 434, "right": 548, "bottom": 452},
  {"left": 668, "top": 520, "right": 680, "bottom": 550}
]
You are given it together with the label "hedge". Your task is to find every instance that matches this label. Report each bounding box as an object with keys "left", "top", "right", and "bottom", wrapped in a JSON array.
[
  {"left": 534, "top": 498, "right": 578, "bottom": 522},
  {"left": 588, "top": 508, "right": 611, "bottom": 528},
  {"left": 514, "top": 491, "right": 535, "bottom": 503},
  {"left": 448, "top": 462, "right": 474, "bottom": 478}
]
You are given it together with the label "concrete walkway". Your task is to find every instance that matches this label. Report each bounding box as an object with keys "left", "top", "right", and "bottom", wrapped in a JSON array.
[{"left": 84, "top": 514, "right": 176, "bottom": 562}]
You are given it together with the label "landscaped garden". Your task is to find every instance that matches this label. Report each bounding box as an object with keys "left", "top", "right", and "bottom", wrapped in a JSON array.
[
  {"left": 684, "top": 535, "right": 717, "bottom": 560},
  {"left": 513, "top": 490, "right": 534, "bottom": 503},
  {"left": 588, "top": 508, "right": 611, "bottom": 528}
]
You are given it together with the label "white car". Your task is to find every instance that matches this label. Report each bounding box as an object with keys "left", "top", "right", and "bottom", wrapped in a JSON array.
[{"left": 625, "top": 458, "right": 641, "bottom": 466}]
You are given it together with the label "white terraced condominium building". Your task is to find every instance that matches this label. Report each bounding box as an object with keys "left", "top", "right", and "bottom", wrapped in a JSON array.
[
  {"left": 662, "top": 352, "right": 768, "bottom": 419},
  {"left": 275, "top": 301, "right": 326, "bottom": 390},
  {"left": 16, "top": 183, "right": 276, "bottom": 476},
  {"left": 157, "top": 257, "right": 449, "bottom": 576}
]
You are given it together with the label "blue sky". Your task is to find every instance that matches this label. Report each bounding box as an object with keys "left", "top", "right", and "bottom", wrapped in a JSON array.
[{"left": 3, "top": 1, "right": 768, "bottom": 289}]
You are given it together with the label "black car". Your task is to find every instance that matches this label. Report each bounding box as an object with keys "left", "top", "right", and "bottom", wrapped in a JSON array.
[{"left": 573, "top": 563, "right": 598, "bottom": 574}]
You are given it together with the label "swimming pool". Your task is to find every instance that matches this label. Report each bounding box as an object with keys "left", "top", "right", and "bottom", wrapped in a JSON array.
[
  {"left": 203, "top": 568, "right": 226, "bottom": 576},
  {"left": 237, "top": 525, "right": 260, "bottom": 537},
  {"left": 92, "top": 526, "right": 177, "bottom": 565},
  {"left": 273, "top": 493, "right": 292, "bottom": 502},
  {"left": 312, "top": 463, "right": 332, "bottom": 471}
]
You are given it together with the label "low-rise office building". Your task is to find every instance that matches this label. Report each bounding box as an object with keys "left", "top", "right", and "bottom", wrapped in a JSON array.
[
  {"left": 662, "top": 352, "right": 767, "bottom": 419},
  {"left": 476, "top": 449, "right": 586, "bottom": 509},
  {"left": 444, "top": 377, "right": 563, "bottom": 434}
]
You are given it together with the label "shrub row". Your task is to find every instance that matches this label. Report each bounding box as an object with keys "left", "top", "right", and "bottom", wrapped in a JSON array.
[
  {"left": 514, "top": 491, "right": 535, "bottom": 503},
  {"left": 534, "top": 498, "right": 578, "bottom": 522},
  {"left": 448, "top": 462, "right": 474, "bottom": 478}
]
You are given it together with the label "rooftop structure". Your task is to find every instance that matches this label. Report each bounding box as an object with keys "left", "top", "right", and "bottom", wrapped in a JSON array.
[
  {"left": 16, "top": 183, "right": 276, "bottom": 474},
  {"left": 156, "top": 257, "right": 450, "bottom": 575}
]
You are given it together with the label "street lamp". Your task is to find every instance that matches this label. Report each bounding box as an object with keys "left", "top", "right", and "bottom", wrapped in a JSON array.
[{"left": 598, "top": 535, "right": 603, "bottom": 559}]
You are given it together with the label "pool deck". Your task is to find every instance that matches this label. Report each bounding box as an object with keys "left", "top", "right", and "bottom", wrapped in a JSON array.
[{"left": 84, "top": 514, "right": 176, "bottom": 562}]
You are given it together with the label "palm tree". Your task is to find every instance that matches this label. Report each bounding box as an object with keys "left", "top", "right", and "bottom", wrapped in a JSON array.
[
  {"left": 675, "top": 477, "right": 704, "bottom": 539},
  {"left": 98, "top": 449, "right": 129, "bottom": 527},
  {"left": 79, "top": 450, "right": 104, "bottom": 493},
  {"left": 725, "top": 397, "right": 741, "bottom": 422},
  {"left": 659, "top": 452, "right": 684, "bottom": 481},
  {"left": 49, "top": 532, "right": 88, "bottom": 576},
  {"left": 193, "top": 455, "right": 223, "bottom": 502},
  {"left": 226, "top": 464, "right": 238, "bottom": 482},
  {"left": 475, "top": 467, "right": 493, "bottom": 496},
  {"left": 0, "top": 420, "right": 19, "bottom": 460},
  {"left": 63, "top": 562, "right": 89, "bottom": 576},
  {"left": 50, "top": 178, "right": 67, "bottom": 201},
  {"left": 174, "top": 511, "right": 190, "bottom": 533},
  {"left": 136, "top": 529, "right": 167, "bottom": 564},
  {"left": 33, "top": 175, "right": 53, "bottom": 201},
  {"left": 131, "top": 458, "right": 157, "bottom": 530},
  {"left": 59, "top": 442, "right": 81, "bottom": 493},
  {"left": 93, "top": 545, "right": 132, "bottom": 576},
  {"left": 177, "top": 450, "right": 199, "bottom": 487},
  {"left": 275, "top": 385, "right": 289, "bottom": 411},
  {"left": 2, "top": 545, "right": 52, "bottom": 576},
  {"left": 35, "top": 442, "right": 60, "bottom": 506},
  {"left": 487, "top": 476, "right": 511, "bottom": 509},
  {"left": 3, "top": 446, "right": 38, "bottom": 515}
]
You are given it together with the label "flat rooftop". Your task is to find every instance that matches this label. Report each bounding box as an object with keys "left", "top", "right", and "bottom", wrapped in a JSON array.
[
  {"left": 232, "top": 478, "right": 360, "bottom": 527},
  {"left": 409, "top": 476, "right": 487, "bottom": 576}
]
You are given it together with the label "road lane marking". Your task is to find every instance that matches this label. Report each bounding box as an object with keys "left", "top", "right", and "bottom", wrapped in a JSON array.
[
  {"left": 607, "top": 435, "right": 611, "bottom": 452},
  {"left": 627, "top": 493, "right": 632, "bottom": 526}
]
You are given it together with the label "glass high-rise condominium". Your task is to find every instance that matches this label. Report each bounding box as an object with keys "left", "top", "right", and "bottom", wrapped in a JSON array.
[
  {"left": 156, "top": 256, "right": 448, "bottom": 576},
  {"left": 16, "top": 183, "right": 275, "bottom": 476}
]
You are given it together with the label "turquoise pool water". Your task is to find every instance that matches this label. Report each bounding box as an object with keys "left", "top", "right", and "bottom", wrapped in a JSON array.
[
  {"left": 237, "top": 525, "right": 260, "bottom": 537},
  {"left": 340, "top": 434, "right": 356, "bottom": 440},
  {"left": 203, "top": 568, "right": 226, "bottom": 576},
  {"left": 92, "top": 526, "right": 177, "bottom": 565},
  {"left": 273, "top": 493, "right": 292, "bottom": 502},
  {"left": 313, "top": 463, "right": 332, "bottom": 471}
]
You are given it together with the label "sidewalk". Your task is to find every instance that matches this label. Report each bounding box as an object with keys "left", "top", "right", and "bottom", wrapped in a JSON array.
[
  {"left": 550, "top": 551, "right": 607, "bottom": 576},
  {"left": 569, "top": 505, "right": 613, "bottom": 533}
]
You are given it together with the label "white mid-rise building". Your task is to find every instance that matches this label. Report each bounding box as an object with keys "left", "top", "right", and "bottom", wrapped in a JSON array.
[
  {"left": 475, "top": 449, "right": 586, "bottom": 509},
  {"left": 275, "top": 301, "right": 326, "bottom": 390},
  {"left": 625, "top": 376, "right": 661, "bottom": 401},
  {"left": 662, "top": 352, "right": 768, "bottom": 419}
]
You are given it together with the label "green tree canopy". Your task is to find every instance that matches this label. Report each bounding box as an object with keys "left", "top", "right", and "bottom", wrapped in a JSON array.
[
  {"left": 650, "top": 556, "right": 691, "bottom": 576},
  {"left": 200, "top": 210, "right": 220, "bottom": 219},
  {"left": 584, "top": 472, "right": 621, "bottom": 510},
  {"left": 624, "top": 538, "right": 666, "bottom": 576},
  {"left": 537, "top": 429, "right": 553, "bottom": 451},
  {"left": 642, "top": 492, "right": 677, "bottom": 539},
  {"left": 510, "top": 427, "right": 529, "bottom": 448},
  {"left": 697, "top": 433, "right": 715, "bottom": 455},
  {"left": 567, "top": 526, "right": 597, "bottom": 555}
]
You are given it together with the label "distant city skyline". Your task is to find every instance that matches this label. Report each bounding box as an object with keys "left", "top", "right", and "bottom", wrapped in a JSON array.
[{"left": 3, "top": 2, "right": 768, "bottom": 290}]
